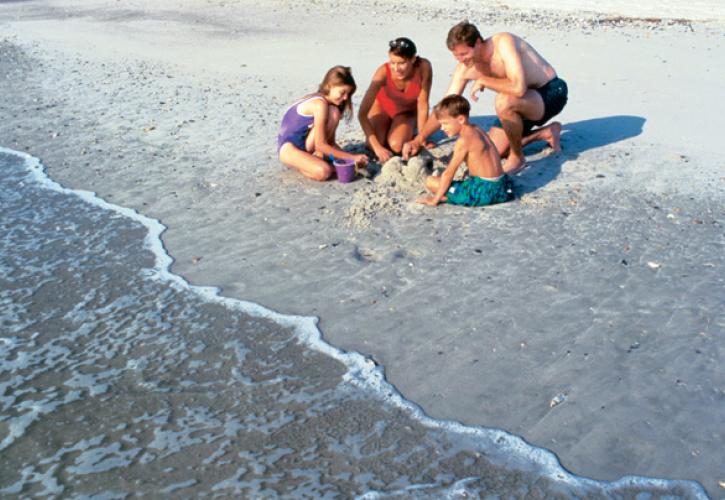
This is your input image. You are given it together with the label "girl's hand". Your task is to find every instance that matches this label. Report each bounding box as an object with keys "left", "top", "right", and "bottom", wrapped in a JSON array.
[{"left": 353, "top": 153, "right": 369, "bottom": 166}]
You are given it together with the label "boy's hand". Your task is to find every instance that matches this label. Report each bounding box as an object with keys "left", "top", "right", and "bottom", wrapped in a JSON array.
[
  {"left": 469, "top": 80, "right": 485, "bottom": 102},
  {"left": 416, "top": 195, "right": 439, "bottom": 206}
]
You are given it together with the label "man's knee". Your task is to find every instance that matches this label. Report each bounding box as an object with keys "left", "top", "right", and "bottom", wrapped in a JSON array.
[{"left": 495, "top": 93, "right": 518, "bottom": 116}]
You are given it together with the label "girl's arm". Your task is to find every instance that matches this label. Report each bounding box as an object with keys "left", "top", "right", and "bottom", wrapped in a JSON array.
[
  {"left": 309, "top": 99, "right": 367, "bottom": 164},
  {"left": 416, "top": 59, "right": 433, "bottom": 134}
]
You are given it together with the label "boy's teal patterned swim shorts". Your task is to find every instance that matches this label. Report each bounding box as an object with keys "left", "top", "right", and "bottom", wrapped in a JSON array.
[{"left": 446, "top": 175, "right": 514, "bottom": 207}]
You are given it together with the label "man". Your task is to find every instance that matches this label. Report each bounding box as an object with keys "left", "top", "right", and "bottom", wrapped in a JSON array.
[{"left": 403, "top": 22, "right": 567, "bottom": 174}]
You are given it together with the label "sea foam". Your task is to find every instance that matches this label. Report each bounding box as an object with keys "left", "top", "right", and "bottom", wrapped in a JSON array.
[{"left": 0, "top": 146, "right": 708, "bottom": 497}]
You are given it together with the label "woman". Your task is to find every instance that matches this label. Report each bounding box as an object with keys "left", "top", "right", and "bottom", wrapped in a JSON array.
[
  {"left": 358, "top": 37, "right": 432, "bottom": 163},
  {"left": 278, "top": 65, "right": 368, "bottom": 181}
]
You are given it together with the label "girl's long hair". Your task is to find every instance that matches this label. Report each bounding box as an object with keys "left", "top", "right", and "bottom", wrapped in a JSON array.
[{"left": 318, "top": 65, "right": 356, "bottom": 120}]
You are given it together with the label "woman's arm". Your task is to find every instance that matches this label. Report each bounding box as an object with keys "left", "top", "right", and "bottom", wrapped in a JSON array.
[{"left": 357, "top": 65, "right": 390, "bottom": 159}]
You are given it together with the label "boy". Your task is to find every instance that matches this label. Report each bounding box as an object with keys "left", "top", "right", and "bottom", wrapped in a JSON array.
[{"left": 417, "top": 95, "right": 513, "bottom": 207}]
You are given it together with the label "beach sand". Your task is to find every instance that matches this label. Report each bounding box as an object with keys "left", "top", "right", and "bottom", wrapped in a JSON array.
[{"left": 1, "top": 0, "right": 724, "bottom": 496}]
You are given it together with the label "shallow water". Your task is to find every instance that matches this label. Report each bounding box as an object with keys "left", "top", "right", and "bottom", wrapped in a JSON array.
[{"left": 0, "top": 147, "right": 708, "bottom": 497}]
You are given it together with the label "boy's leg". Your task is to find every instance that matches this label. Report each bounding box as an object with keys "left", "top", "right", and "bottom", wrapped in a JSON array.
[{"left": 387, "top": 112, "right": 416, "bottom": 154}]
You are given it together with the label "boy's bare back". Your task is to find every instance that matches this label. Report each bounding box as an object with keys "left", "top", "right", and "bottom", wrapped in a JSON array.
[{"left": 458, "top": 123, "right": 503, "bottom": 179}]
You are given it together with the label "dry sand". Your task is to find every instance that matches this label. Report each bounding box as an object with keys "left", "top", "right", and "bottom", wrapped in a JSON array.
[{"left": 1, "top": 0, "right": 724, "bottom": 496}]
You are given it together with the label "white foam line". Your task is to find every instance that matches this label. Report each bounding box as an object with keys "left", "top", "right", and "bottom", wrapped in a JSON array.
[{"left": 1, "top": 146, "right": 708, "bottom": 498}]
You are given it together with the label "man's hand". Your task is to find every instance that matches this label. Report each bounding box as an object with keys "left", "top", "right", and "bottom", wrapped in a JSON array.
[
  {"left": 402, "top": 139, "right": 421, "bottom": 160},
  {"left": 469, "top": 79, "right": 485, "bottom": 102}
]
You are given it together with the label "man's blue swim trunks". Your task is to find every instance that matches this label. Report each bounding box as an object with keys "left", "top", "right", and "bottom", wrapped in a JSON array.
[
  {"left": 492, "top": 76, "right": 568, "bottom": 136},
  {"left": 446, "top": 175, "right": 514, "bottom": 207}
]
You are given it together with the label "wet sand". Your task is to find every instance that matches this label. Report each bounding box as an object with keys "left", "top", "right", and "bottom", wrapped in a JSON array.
[{"left": 1, "top": 0, "right": 724, "bottom": 496}]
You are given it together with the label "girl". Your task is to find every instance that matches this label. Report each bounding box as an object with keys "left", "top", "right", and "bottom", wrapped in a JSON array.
[
  {"left": 277, "top": 65, "right": 368, "bottom": 181},
  {"left": 358, "top": 37, "right": 433, "bottom": 163}
]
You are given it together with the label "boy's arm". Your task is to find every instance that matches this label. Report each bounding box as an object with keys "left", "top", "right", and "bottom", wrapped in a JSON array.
[{"left": 418, "top": 138, "right": 467, "bottom": 206}]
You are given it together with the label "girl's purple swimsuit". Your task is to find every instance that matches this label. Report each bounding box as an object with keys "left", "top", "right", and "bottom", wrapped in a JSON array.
[{"left": 277, "top": 95, "right": 325, "bottom": 153}]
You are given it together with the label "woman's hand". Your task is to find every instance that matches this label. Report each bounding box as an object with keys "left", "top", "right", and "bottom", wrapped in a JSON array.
[{"left": 372, "top": 145, "right": 393, "bottom": 163}]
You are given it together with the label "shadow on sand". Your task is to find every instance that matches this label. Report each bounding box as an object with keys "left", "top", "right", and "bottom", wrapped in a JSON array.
[{"left": 470, "top": 114, "right": 646, "bottom": 194}]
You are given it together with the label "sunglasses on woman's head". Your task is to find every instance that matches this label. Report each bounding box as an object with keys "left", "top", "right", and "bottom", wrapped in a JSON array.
[{"left": 389, "top": 39, "right": 411, "bottom": 50}]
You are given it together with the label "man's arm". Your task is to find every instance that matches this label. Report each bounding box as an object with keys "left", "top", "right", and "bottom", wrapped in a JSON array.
[
  {"left": 415, "top": 59, "right": 433, "bottom": 134},
  {"left": 470, "top": 34, "right": 527, "bottom": 99}
]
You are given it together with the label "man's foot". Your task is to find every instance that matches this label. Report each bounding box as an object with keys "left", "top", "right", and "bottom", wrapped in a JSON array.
[
  {"left": 503, "top": 154, "right": 526, "bottom": 175},
  {"left": 521, "top": 121, "right": 562, "bottom": 152},
  {"left": 544, "top": 121, "right": 562, "bottom": 152}
]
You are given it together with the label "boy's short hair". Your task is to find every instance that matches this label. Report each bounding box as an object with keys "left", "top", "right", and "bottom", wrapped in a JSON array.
[
  {"left": 446, "top": 21, "right": 483, "bottom": 49},
  {"left": 434, "top": 95, "right": 471, "bottom": 118}
]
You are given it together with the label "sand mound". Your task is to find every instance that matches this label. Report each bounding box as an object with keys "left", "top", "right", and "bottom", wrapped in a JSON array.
[{"left": 344, "top": 154, "right": 435, "bottom": 229}]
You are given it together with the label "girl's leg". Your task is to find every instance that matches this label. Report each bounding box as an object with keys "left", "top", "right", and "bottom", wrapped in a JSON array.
[
  {"left": 279, "top": 143, "right": 333, "bottom": 181},
  {"left": 386, "top": 112, "right": 416, "bottom": 154}
]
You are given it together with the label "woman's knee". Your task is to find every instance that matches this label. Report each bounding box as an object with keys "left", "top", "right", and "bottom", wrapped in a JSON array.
[{"left": 387, "top": 136, "right": 404, "bottom": 153}]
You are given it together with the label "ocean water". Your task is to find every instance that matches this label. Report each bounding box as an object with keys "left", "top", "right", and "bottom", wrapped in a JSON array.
[{"left": 0, "top": 146, "right": 708, "bottom": 498}]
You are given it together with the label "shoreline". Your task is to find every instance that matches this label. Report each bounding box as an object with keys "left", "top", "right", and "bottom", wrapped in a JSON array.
[
  {"left": 2, "top": 0, "right": 724, "bottom": 496},
  {"left": 0, "top": 145, "right": 709, "bottom": 497}
]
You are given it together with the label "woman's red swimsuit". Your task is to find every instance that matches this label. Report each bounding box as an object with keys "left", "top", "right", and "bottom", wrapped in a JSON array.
[{"left": 374, "top": 62, "right": 421, "bottom": 118}]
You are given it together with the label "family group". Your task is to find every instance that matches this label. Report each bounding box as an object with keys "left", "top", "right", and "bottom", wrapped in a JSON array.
[{"left": 276, "top": 21, "right": 568, "bottom": 207}]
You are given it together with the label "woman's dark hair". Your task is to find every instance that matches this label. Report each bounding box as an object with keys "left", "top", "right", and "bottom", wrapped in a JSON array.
[
  {"left": 388, "top": 37, "right": 417, "bottom": 59},
  {"left": 318, "top": 65, "right": 356, "bottom": 119},
  {"left": 446, "top": 21, "right": 483, "bottom": 49}
]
